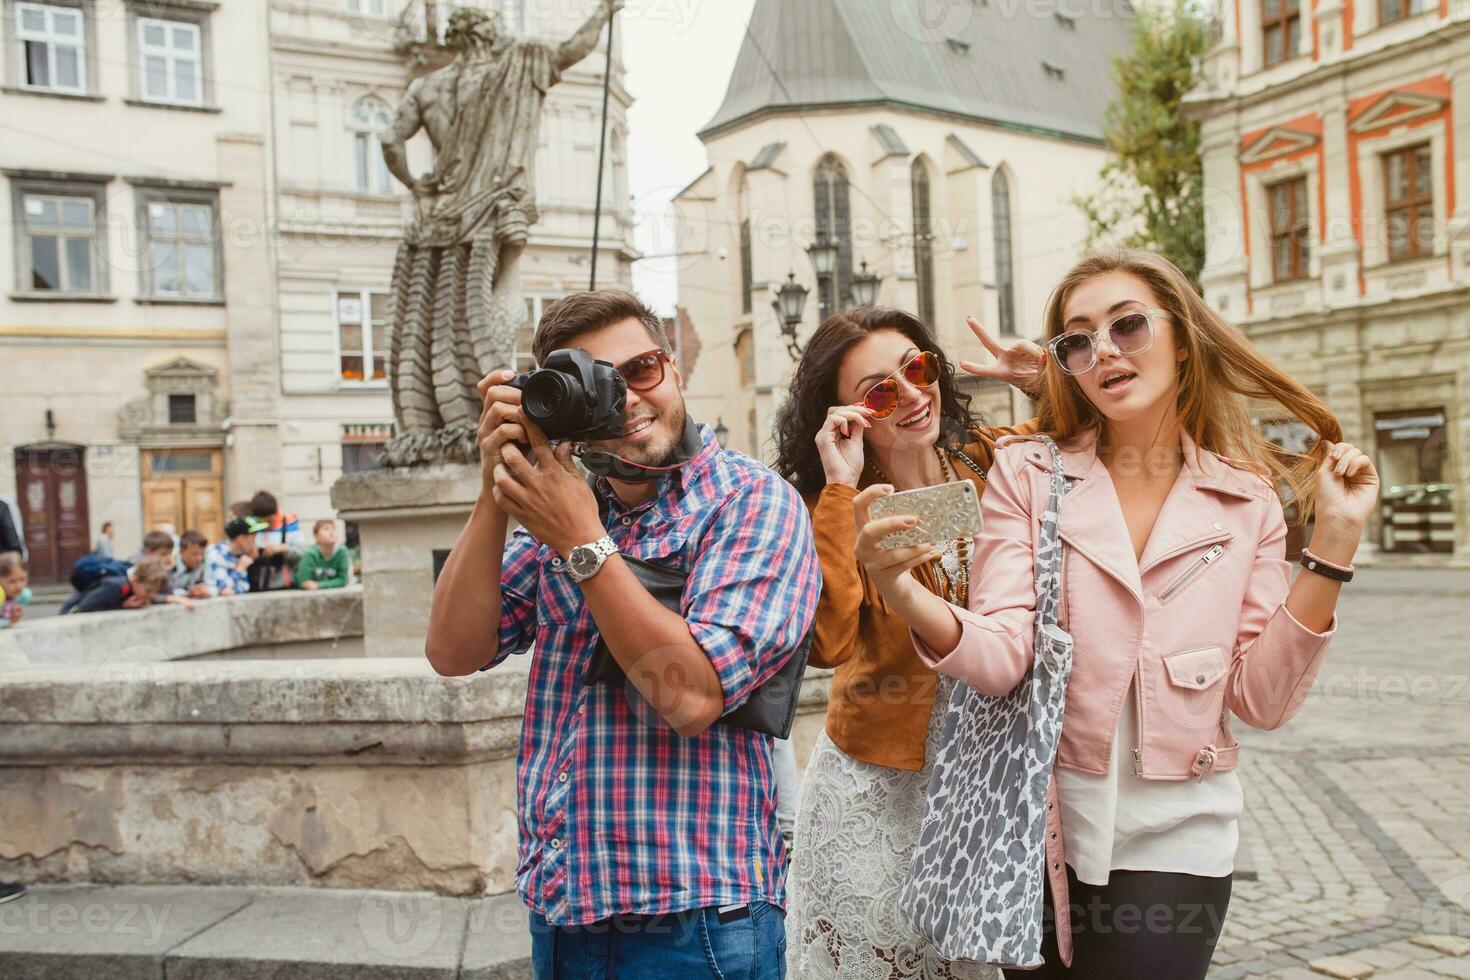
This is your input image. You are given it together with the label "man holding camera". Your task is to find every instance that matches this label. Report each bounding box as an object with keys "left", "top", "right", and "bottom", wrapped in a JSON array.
[{"left": 426, "top": 290, "right": 820, "bottom": 979}]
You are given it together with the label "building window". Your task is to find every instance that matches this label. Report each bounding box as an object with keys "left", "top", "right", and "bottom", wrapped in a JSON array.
[
  {"left": 336, "top": 290, "right": 389, "bottom": 383},
  {"left": 1384, "top": 143, "right": 1433, "bottom": 262},
  {"left": 739, "top": 218, "right": 753, "bottom": 315},
  {"left": 813, "top": 155, "right": 853, "bottom": 315},
  {"left": 1375, "top": 409, "right": 1451, "bottom": 554},
  {"left": 168, "top": 394, "right": 197, "bottom": 425},
  {"left": 19, "top": 192, "right": 96, "bottom": 292},
  {"left": 15, "top": 2, "right": 86, "bottom": 93},
  {"left": 516, "top": 295, "right": 565, "bottom": 371},
  {"left": 911, "top": 159, "right": 936, "bottom": 327},
  {"left": 1268, "top": 177, "right": 1310, "bottom": 282},
  {"left": 346, "top": 0, "right": 387, "bottom": 15},
  {"left": 140, "top": 196, "right": 219, "bottom": 298},
  {"left": 350, "top": 95, "right": 394, "bottom": 195},
  {"left": 341, "top": 442, "right": 387, "bottom": 473},
  {"left": 434, "top": 1, "right": 523, "bottom": 38},
  {"left": 137, "top": 17, "right": 201, "bottom": 105},
  {"left": 1381, "top": 0, "right": 1429, "bottom": 24},
  {"left": 991, "top": 170, "right": 1015, "bottom": 335},
  {"left": 1261, "top": 0, "right": 1301, "bottom": 67}
]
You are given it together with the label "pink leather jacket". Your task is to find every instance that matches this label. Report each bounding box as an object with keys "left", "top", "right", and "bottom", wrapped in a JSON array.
[{"left": 915, "top": 429, "right": 1335, "bottom": 965}]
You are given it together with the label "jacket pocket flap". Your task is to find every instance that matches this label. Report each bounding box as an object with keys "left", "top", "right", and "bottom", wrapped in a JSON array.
[{"left": 1163, "top": 646, "right": 1227, "bottom": 690}]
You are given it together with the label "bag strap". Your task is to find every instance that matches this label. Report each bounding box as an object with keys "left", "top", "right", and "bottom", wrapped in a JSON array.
[{"left": 1033, "top": 435, "right": 1068, "bottom": 631}]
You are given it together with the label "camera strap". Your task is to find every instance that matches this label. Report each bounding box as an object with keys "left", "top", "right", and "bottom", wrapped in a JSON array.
[{"left": 576, "top": 418, "right": 704, "bottom": 483}]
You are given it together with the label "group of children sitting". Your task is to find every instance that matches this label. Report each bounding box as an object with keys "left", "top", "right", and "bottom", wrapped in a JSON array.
[{"left": 0, "top": 515, "right": 351, "bottom": 626}]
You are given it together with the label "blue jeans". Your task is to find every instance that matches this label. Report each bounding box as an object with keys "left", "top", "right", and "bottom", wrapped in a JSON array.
[{"left": 530, "top": 902, "right": 786, "bottom": 980}]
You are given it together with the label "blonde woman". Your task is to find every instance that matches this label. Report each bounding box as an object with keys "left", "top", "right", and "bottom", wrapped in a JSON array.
[{"left": 853, "top": 251, "right": 1378, "bottom": 976}]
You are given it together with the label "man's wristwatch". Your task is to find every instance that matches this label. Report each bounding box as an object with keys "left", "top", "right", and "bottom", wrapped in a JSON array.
[{"left": 566, "top": 536, "right": 618, "bottom": 583}]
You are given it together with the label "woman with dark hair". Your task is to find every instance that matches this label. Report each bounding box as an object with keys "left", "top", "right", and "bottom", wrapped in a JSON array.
[{"left": 777, "top": 307, "right": 1043, "bottom": 979}]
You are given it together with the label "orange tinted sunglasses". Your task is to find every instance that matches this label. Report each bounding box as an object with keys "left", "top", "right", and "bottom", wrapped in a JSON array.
[{"left": 853, "top": 350, "right": 942, "bottom": 420}]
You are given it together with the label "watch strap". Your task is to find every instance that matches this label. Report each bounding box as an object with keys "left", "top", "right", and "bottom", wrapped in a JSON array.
[{"left": 1301, "top": 548, "right": 1354, "bottom": 583}]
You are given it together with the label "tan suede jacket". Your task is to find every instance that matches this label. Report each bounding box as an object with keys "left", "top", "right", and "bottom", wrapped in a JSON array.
[{"left": 805, "top": 423, "right": 1034, "bottom": 771}]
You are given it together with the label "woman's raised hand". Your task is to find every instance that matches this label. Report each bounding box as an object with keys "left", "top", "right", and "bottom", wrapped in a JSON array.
[
  {"left": 1313, "top": 442, "right": 1379, "bottom": 533},
  {"left": 817, "top": 404, "right": 875, "bottom": 487},
  {"left": 958, "top": 316, "right": 1047, "bottom": 396}
]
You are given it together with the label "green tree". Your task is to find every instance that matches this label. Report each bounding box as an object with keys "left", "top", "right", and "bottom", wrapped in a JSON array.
[{"left": 1076, "top": 0, "right": 1214, "bottom": 289}]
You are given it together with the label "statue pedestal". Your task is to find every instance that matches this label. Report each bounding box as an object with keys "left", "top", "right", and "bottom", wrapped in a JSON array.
[{"left": 332, "top": 464, "right": 482, "bottom": 659}]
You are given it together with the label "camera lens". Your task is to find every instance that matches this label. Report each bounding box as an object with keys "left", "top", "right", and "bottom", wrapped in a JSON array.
[{"left": 521, "top": 370, "right": 585, "bottom": 435}]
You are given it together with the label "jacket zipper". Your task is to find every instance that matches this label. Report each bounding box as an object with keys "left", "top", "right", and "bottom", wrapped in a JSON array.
[
  {"left": 1158, "top": 544, "right": 1226, "bottom": 604},
  {"left": 1131, "top": 667, "right": 1144, "bottom": 777}
]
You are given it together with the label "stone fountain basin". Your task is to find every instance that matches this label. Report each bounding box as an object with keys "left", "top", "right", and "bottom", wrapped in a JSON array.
[
  {"left": 0, "top": 587, "right": 366, "bottom": 667},
  {"left": 0, "top": 652, "right": 833, "bottom": 896}
]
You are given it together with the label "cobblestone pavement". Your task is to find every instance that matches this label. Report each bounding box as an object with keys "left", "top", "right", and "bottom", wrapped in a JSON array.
[{"left": 1209, "top": 568, "right": 1470, "bottom": 978}]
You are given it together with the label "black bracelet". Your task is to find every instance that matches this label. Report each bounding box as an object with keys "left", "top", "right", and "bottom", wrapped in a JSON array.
[{"left": 1301, "top": 549, "right": 1354, "bottom": 583}]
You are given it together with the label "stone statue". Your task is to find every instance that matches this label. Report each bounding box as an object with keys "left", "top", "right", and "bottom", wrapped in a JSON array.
[{"left": 379, "top": 0, "right": 621, "bottom": 466}]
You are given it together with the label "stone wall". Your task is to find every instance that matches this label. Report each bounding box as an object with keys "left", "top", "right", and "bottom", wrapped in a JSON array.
[
  {"left": 0, "top": 589, "right": 365, "bottom": 668},
  {"left": 0, "top": 655, "right": 833, "bottom": 896}
]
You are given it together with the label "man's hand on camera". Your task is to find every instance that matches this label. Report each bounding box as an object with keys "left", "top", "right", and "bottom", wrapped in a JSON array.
[
  {"left": 490, "top": 419, "right": 604, "bottom": 557},
  {"left": 477, "top": 369, "right": 528, "bottom": 493}
]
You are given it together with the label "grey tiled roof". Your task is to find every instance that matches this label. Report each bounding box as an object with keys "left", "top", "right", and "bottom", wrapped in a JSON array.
[{"left": 702, "top": 0, "right": 1136, "bottom": 143}]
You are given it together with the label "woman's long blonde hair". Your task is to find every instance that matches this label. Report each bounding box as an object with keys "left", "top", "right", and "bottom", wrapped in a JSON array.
[{"left": 1035, "top": 250, "right": 1341, "bottom": 518}]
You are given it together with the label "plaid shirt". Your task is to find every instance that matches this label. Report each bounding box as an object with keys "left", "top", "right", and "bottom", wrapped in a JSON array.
[
  {"left": 205, "top": 542, "right": 250, "bottom": 596},
  {"left": 490, "top": 424, "right": 821, "bottom": 926}
]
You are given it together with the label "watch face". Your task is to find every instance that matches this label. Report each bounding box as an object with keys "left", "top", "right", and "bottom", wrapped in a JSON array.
[{"left": 569, "top": 547, "right": 600, "bottom": 578}]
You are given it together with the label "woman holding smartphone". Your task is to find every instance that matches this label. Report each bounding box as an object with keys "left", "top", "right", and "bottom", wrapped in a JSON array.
[
  {"left": 774, "top": 306, "right": 1042, "bottom": 979},
  {"left": 852, "top": 251, "right": 1379, "bottom": 977}
]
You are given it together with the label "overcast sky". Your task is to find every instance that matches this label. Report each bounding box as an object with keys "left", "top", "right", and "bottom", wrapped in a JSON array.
[{"left": 619, "top": 0, "right": 758, "bottom": 314}]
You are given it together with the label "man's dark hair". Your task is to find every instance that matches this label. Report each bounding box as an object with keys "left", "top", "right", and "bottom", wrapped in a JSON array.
[
  {"left": 142, "top": 530, "right": 174, "bottom": 554},
  {"left": 250, "top": 491, "right": 279, "bottom": 519},
  {"left": 180, "top": 530, "right": 208, "bottom": 549},
  {"left": 533, "top": 290, "right": 671, "bottom": 367}
]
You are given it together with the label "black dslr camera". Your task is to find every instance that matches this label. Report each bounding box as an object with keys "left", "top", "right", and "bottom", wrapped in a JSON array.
[{"left": 510, "top": 348, "right": 627, "bottom": 441}]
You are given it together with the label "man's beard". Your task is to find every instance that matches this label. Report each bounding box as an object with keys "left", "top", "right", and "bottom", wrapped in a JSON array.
[{"left": 598, "top": 399, "right": 688, "bottom": 469}]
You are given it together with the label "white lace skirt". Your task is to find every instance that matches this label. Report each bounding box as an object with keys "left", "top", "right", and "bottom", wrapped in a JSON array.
[{"left": 789, "top": 677, "right": 999, "bottom": 980}]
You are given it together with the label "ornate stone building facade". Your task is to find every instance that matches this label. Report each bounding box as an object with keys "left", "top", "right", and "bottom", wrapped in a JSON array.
[
  {"left": 1188, "top": 0, "right": 1470, "bottom": 562},
  {"left": 671, "top": 0, "right": 1133, "bottom": 459},
  {"left": 0, "top": 0, "right": 633, "bottom": 578}
]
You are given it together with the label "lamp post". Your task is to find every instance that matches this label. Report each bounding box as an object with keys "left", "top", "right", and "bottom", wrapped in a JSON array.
[
  {"left": 806, "top": 233, "right": 839, "bottom": 316},
  {"left": 850, "top": 259, "right": 881, "bottom": 308},
  {"left": 713, "top": 417, "right": 730, "bottom": 448},
  {"left": 773, "top": 272, "right": 810, "bottom": 361}
]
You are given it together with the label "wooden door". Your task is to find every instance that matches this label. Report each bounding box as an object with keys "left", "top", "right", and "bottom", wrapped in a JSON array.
[
  {"left": 142, "top": 449, "right": 223, "bottom": 542},
  {"left": 14, "top": 446, "right": 90, "bottom": 584}
]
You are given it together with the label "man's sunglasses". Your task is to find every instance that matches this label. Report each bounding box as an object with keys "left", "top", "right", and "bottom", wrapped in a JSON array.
[
  {"left": 614, "top": 349, "right": 673, "bottom": 392},
  {"left": 1047, "top": 308, "right": 1163, "bottom": 376},
  {"left": 853, "top": 350, "right": 942, "bottom": 420}
]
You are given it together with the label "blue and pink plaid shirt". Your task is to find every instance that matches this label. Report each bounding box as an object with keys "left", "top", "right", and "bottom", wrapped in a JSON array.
[{"left": 489, "top": 423, "right": 821, "bottom": 926}]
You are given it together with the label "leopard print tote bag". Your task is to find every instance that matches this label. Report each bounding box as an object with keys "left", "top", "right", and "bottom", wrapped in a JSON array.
[{"left": 899, "top": 435, "right": 1074, "bottom": 969}]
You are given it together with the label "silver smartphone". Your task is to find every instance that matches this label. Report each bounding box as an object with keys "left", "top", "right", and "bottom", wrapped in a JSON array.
[{"left": 868, "top": 481, "right": 984, "bottom": 550}]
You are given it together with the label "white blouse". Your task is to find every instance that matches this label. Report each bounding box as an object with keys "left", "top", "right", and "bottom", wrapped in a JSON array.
[{"left": 1056, "top": 680, "right": 1244, "bottom": 886}]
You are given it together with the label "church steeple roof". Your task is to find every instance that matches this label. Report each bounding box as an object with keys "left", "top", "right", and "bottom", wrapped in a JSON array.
[{"left": 701, "top": 0, "right": 1135, "bottom": 144}]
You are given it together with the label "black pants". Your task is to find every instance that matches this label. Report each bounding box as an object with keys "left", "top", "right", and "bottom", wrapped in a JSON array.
[{"left": 1011, "top": 865, "right": 1232, "bottom": 979}]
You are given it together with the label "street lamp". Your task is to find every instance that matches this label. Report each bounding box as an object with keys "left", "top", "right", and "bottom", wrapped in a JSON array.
[
  {"left": 713, "top": 417, "right": 730, "bottom": 448},
  {"left": 806, "top": 233, "right": 839, "bottom": 317},
  {"left": 850, "top": 259, "right": 882, "bottom": 307},
  {"left": 806, "top": 233, "right": 838, "bottom": 280},
  {"left": 774, "top": 271, "right": 809, "bottom": 360}
]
